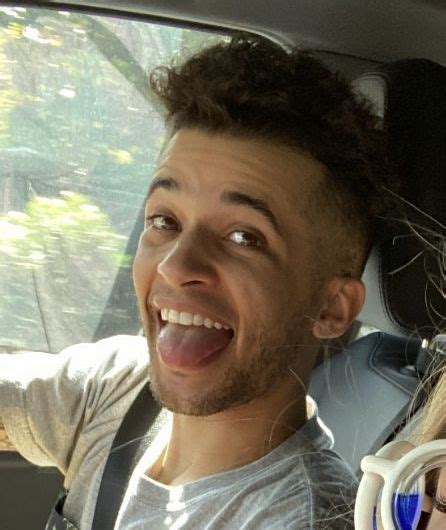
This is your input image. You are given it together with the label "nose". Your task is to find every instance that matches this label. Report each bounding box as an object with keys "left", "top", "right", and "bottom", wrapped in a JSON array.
[{"left": 156, "top": 229, "right": 218, "bottom": 288}]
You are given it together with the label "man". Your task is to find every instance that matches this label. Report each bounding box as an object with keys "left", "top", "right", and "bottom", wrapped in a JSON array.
[{"left": 0, "top": 36, "right": 394, "bottom": 528}]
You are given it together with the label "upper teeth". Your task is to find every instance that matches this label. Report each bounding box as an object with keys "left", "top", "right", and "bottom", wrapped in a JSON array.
[{"left": 160, "top": 309, "right": 230, "bottom": 330}]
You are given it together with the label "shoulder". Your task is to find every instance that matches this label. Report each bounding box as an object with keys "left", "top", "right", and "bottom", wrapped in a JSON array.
[
  {"left": 0, "top": 334, "right": 148, "bottom": 386},
  {"left": 260, "top": 415, "right": 356, "bottom": 529},
  {"left": 0, "top": 335, "right": 150, "bottom": 466},
  {"left": 60, "top": 334, "right": 148, "bottom": 367},
  {"left": 59, "top": 335, "right": 150, "bottom": 418},
  {"left": 54, "top": 334, "right": 149, "bottom": 385},
  {"left": 258, "top": 450, "right": 355, "bottom": 529}
]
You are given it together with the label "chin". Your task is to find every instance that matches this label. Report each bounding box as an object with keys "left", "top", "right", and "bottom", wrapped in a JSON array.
[
  {"left": 147, "top": 364, "right": 217, "bottom": 416},
  {"left": 148, "top": 361, "right": 262, "bottom": 417}
]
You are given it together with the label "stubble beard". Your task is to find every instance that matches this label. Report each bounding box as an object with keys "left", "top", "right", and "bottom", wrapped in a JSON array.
[{"left": 145, "top": 309, "right": 315, "bottom": 417}]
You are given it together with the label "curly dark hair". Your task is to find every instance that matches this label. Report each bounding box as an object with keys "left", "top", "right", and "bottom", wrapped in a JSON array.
[{"left": 150, "top": 34, "right": 396, "bottom": 280}]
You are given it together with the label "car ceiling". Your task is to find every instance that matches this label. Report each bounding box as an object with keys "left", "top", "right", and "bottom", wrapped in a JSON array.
[{"left": 6, "top": 0, "right": 446, "bottom": 65}]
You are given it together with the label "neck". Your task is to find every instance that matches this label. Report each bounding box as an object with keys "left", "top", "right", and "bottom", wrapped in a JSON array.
[{"left": 148, "top": 381, "right": 308, "bottom": 486}]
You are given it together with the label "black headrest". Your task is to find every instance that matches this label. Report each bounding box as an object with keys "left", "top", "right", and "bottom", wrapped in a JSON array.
[{"left": 355, "top": 59, "right": 446, "bottom": 340}]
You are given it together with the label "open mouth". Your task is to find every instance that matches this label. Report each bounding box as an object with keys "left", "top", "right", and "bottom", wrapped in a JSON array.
[{"left": 156, "top": 308, "right": 234, "bottom": 369}]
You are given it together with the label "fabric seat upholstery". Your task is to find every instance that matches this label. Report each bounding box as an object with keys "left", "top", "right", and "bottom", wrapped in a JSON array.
[{"left": 310, "top": 59, "right": 446, "bottom": 474}]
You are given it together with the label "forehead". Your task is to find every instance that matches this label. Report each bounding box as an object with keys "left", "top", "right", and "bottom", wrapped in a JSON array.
[{"left": 154, "top": 129, "right": 325, "bottom": 210}]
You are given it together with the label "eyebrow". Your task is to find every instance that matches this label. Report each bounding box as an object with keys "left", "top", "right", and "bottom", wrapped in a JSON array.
[
  {"left": 146, "top": 176, "right": 179, "bottom": 201},
  {"left": 220, "top": 190, "right": 281, "bottom": 236},
  {"left": 146, "top": 176, "right": 281, "bottom": 236}
]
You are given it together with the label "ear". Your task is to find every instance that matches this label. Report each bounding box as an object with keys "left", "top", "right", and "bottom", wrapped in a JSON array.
[{"left": 312, "top": 277, "right": 365, "bottom": 339}]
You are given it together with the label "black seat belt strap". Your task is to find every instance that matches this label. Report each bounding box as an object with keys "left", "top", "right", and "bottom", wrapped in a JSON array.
[{"left": 91, "top": 382, "right": 160, "bottom": 530}]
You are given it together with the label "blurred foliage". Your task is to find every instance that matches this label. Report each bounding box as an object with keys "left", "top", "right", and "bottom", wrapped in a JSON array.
[
  {"left": 0, "top": 193, "right": 130, "bottom": 351},
  {"left": 0, "top": 192, "right": 129, "bottom": 267},
  {"left": 0, "top": 6, "right": 224, "bottom": 351}
]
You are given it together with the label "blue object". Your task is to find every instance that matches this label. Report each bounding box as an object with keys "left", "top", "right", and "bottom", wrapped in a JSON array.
[
  {"left": 373, "top": 505, "right": 378, "bottom": 530},
  {"left": 393, "top": 493, "right": 423, "bottom": 530}
]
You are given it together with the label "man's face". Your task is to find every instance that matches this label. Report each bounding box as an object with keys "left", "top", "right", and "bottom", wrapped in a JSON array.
[{"left": 133, "top": 128, "right": 327, "bottom": 415}]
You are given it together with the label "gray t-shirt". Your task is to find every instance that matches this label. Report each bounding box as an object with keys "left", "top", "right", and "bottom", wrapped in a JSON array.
[{"left": 0, "top": 335, "right": 356, "bottom": 529}]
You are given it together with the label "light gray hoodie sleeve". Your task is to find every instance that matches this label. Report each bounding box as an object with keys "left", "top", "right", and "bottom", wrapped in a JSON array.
[{"left": 0, "top": 335, "right": 149, "bottom": 475}]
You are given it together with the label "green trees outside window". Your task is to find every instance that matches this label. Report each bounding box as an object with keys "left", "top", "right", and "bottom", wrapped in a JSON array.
[{"left": 0, "top": 6, "right": 223, "bottom": 352}]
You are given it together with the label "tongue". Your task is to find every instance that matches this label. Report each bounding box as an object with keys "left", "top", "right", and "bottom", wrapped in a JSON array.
[{"left": 157, "top": 323, "right": 232, "bottom": 368}]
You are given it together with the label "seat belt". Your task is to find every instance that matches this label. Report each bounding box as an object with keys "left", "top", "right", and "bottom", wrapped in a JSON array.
[{"left": 91, "top": 382, "right": 161, "bottom": 530}]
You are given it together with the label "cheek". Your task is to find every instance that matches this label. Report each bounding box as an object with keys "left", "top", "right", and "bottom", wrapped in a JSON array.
[
  {"left": 133, "top": 244, "right": 157, "bottom": 300},
  {"left": 229, "top": 260, "right": 296, "bottom": 325}
]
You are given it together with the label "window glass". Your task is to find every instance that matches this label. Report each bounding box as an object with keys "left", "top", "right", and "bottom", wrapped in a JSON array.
[{"left": 0, "top": 6, "right": 224, "bottom": 352}]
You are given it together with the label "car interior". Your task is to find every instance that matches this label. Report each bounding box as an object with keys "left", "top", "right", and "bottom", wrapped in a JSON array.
[
  {"left": 311, "top": 57, "right": 446, "bottom": 471},
  {"left": 0, "top": 1, "right": 445, "bottom": 529}
]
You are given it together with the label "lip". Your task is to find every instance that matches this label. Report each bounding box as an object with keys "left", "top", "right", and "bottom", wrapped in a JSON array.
[
  {"left": 151, "top": 296, "right": 235, "bottom": 372},
  {"left": 151, "top": 297, "right": 234, "bottom": 331},
  {"left": 155, "top": 314, "right": 235, "bottom": 371}
]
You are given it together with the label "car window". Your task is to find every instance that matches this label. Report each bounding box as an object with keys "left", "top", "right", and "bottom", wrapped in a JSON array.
[{"left": 0, "top": 6, "right": 225, "bottom": 352}]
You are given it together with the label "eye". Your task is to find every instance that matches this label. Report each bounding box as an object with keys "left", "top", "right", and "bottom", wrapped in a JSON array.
[
  {"left": 145, "top": 214, "right": 179, "bottom": 231},
  {"left": 227, "top": 230, "right": 263, "bottom": 248}
]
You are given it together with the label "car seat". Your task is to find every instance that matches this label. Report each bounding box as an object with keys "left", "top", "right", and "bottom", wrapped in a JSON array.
[{"left": 310, "top": 58, "right": 446, "bottom": 474}]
